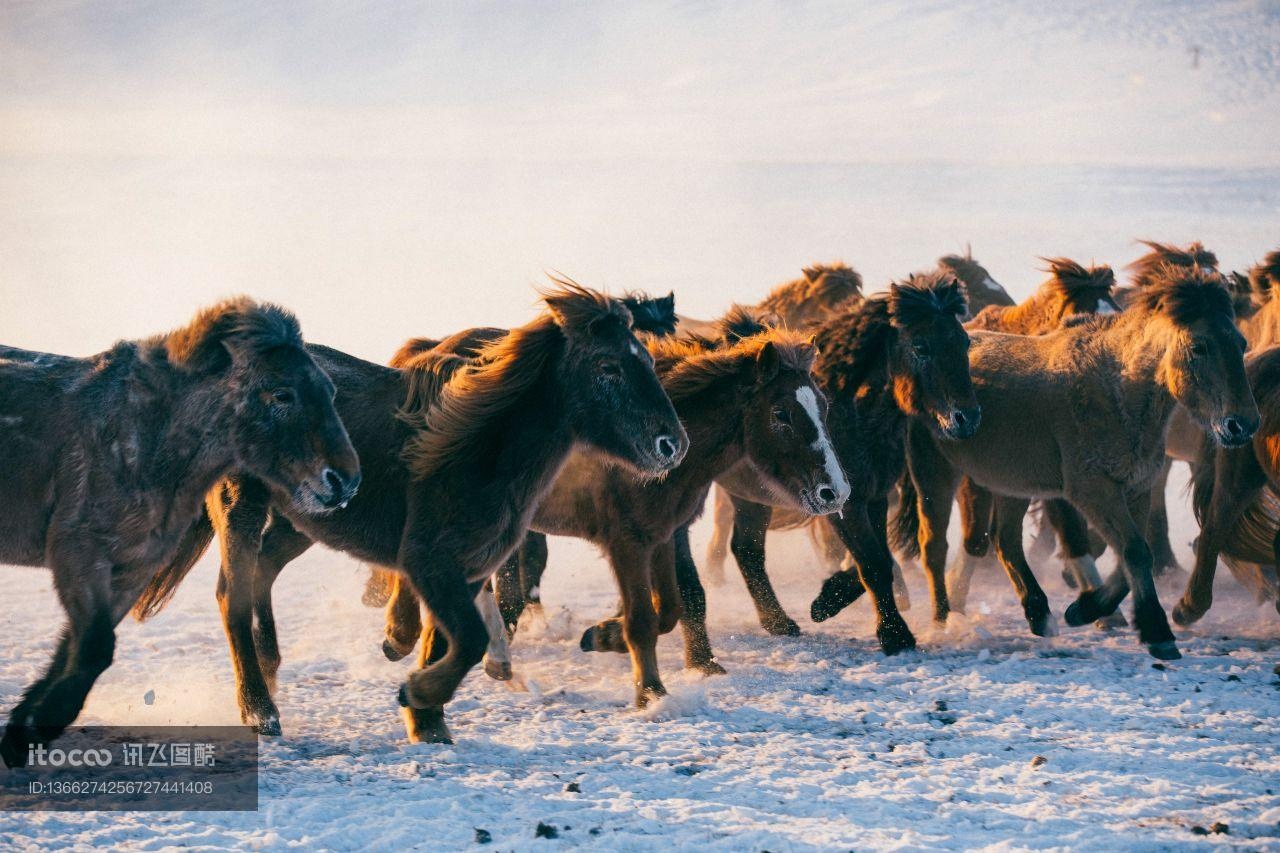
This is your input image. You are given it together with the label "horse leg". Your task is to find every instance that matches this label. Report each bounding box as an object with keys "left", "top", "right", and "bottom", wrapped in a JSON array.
[
  {"left": 382, "top": 572, "right": 424, "bottom": 662},
  {"left": 494, "top": 550, "right": 524, "bottom": 636},
  {"left": 673, "top": 526, "right": 725, "bottom": 675},
  {"left": 478, "top": 580, "right": 513, "bottom": 681},
  {"left": 1147, "top": 458, "right": 1180, "bottom": 577},
  {"left": 1046, "top": 498, "right": 1125, "bottom": 629},
  {"left": 250, "top": 517, "right": 314, "bottom": 693},
  {"left": 729, "top": 496, "right": 800, "bottom": 636},
  {"left": 815, "top": 499, "right": 916, "bottom": 654},
  {"left": 703, "top": 485, "right": 734, "bottom": 586},
  {"left": 208, "top": 481, "right": 286, "bottom": 735},
  {"left": 1, "top": 631, "right": 73, "bottom": 767},
  {"left": 398, "top": 552, "right": 490, "bottom": 744},
  {"left": 1064, "top": 484, "right": 1178, "bottom": 659},
  {"left": 949, "top": 476, "right": 994, "bottom": 614},
  {"left": 519, "top": 531, "right": 549, "bottom": 614},
  {"left": 908, "top": 434, "right": 959, "bottom": 626},
  {"left": 1173, "top": 453, "right": 1260, "bottom": 626},
  {"left": 990, "top": 496, "right": 1056, "bottom": 637},
  {"left": 362, "top": 566, "right": 395, "bottom": 608},
  {"left": 581, "top": 540, "right": 665, "bottom": 706}
]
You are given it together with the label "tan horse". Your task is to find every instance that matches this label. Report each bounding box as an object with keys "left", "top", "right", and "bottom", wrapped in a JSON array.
[
  {"left": 899, "top": 265, "right": 1256, "bottom": 660},
  {"left": 910, "top": 259, "right": 1122, "bottom": 625}
]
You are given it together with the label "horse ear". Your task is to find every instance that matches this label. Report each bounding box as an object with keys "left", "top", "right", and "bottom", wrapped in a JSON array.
[
  {"left": 803, "top": 266, "right": 821, "bottom": 284},
  {"left": 661, "top": 292, "right": 675, "bottom": 311},
  {"left": 755, "top": 340, "right": 781, "bottom": 384}
]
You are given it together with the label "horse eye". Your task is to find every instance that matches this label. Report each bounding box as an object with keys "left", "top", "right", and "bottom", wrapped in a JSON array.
[
  {"left": 772, "top": 406, "right": 792, "bottom": 426},
  {"left": 1189, "top": 341, "right": 1208, "bottom": 358},
  {"left": 913, "top": 342, "right": 931, "bottom": 358},
  {"left": 599, "top": 361, "right": 623, "bottom": 377},
  {"left": 272, "top": 389, "right": 296, "bottom": 406}
]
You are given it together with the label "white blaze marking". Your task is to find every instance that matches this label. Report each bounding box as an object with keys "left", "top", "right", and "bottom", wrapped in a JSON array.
[
  {"left": 795, "top": 386, "right": 849, "bottom": 501},
  {"left": 981, "top": 276, "right": 1002, "bottom": 293},
  {"left": 1095, "top": 300, "right": 1118, "bottom": 316},
  {"left": 629, "top": 343, "right": 639, "bottom": 355}
]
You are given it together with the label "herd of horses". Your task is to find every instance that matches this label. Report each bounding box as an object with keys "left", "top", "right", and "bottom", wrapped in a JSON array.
[{"left": 3, "top": 240, "right": 1279, "bottom": 767}]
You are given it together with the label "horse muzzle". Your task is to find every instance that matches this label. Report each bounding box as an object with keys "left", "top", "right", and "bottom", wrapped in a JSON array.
[
  {"left": 939, "top": 405, "right": 981, "bottom": 440},
  {"left": 1211, "top": 414, "right": 1258, "bottom": 448}
]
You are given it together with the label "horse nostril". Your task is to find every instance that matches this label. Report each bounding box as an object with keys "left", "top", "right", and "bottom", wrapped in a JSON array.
[
  {"left": 655, "top": 435, "right": 678, "bottom": 461},
  {"left": 323, "top": 468, "right": 344, "bottom": 498},
  {"left": 817, "top": 485, "right": 837, "bottom": 504},
  {"left": 1224, "top": 418, "right": 1243, "bottom": 436},
  {"left": 953, "top": 410, "right": 968, "bottom": 428}
]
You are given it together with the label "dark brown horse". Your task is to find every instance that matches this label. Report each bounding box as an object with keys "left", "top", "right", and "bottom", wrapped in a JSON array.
[
  {"left": 382, "top": 325, "right": 849, "bottom": 701},
  {"left": 0, "top": 299, "right": 359, "bottom": 767},
  {"left": 731, "top": 271, "right": 979, "bottom": 654},
  {"left": 899, "top": 264, "right": 1257, "bottom": 659},
  {"left": 705, "top": 253, "right": 1006, "bottom": 631},
  {"left": 134, "top": 281, "right": 687, "bottom": 744}
]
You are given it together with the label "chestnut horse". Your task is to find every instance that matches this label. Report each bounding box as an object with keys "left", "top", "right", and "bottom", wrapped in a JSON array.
[
  {"left": 133, "top": 282, "right": 686, "bottom": 744},
  {"left": 898, "top": 265, "right": 1256, "bottom": 660},
  {"left": 0, "top": 299, "right": 359, "bottom": 767}
]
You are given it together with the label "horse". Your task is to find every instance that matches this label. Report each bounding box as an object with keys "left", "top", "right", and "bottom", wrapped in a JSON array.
[
  {"left": 706, "top": 253, "right": 1006, "bottom": 637},
  {"left": 0, "top": 298, "right": 360, "bottom": 767},
  {"left": 1173, "top": 250, "right": 1280, "bottom": 626},
  {"left": 676, "top": 262, "right": 862, "bottom": 340},
  {"left": 897, "top": 259, "right": 1123, "bottom": 628},
  {"left": 132, "top": 281, "right": 687, "bottom": 744},
  {"left": 382, "top": 324, "right": 849, "bottom": 700},
  {"left": 728, "top": 271, "right": 979, "bottom": 655},
  {"left": 896, "top": 264, "right": 1257, "bottom": 660}
]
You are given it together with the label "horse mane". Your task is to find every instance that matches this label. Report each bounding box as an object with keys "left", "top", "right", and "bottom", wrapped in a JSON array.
[
  {"left": 162, "top": 296, "right": 302, "bottom": 372},
  {"left": 400, "top": 280, "right": 627, "bottom": 479},
  {"left": 814, "top": 270, "right": 965, "bottom": 393},
  {"left": 651, "top": 327, "right": 816, "bottom": 403},
  {"left": 1130, "top": 263, "right": 1233, "bottom": 326},
  {"left": 758, "top": 263, "right": 863, "bottom": 322},
  {"left": 1128, "top": 240, "right": 1219, "bottom": 289},
  {"left": 621, "top": 291, "right": 678, "bottom": 337},
  {"left": 716, "top": 304, "right": 774, "bottom": 342},
  {"left": 1040, "top": 257, "right": 1116, "bottom": 299},
  {"left": 1248, "top": 248, "right": 1280, "bottom": 303}
]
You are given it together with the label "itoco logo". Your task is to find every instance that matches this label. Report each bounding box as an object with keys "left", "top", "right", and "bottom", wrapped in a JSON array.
[{"left": 26, "top": 744, "right": 113, "bottom": 767}]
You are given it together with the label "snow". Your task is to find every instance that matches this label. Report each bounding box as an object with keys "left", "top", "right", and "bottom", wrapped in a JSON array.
[
  {"left": 2, "top": 466, "right": 1279, "bottom": 849},
  {"left": 3, "top": 0, "right": 1280, "bottom": 848}
]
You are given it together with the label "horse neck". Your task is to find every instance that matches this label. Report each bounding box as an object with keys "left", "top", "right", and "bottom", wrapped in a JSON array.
[
  {"left": 491, "top": 364, "right": 577, "bottom": 509},
  {"left": 139, "top": 359, "right": 243, "bottom": 509},
  {"left": 669, "top": 383, "right": 748, "bottom": 484},
  {"left": 1094, "top": 312, "right": 1180, "bottom": 427}
]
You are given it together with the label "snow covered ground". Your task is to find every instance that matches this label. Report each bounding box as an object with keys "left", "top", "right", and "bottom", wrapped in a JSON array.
[
  {"left": 2, "top": 467, "right": 1279, "bottom": 850},
  {"left": 3, "top": 0, "right": 1280, "bottom": 849}
]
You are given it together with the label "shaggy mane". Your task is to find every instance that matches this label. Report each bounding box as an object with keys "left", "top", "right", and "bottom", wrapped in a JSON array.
[
  {"left": 651, "top": 327, "right": 816, "bottom": 403},
  {"left": 890, "top": 270, "right": 968, "bottom": 327},
  {"left": 1128, "top": 240, "right": 1219, "bottom": 289},
  {"left": 400, "top": 279, "right": 628, "bottom": 479},
  {"left": 759, "top": 262, "right": 863, "bottom": 321},
  {"left": 1040, "top": 257, "right": 1116, "bottom": 297},
  {"left": 1131, "top": 263, "right": 1234, "bottom": 326},
  {"left": 716, "top": 304, "right": 774, "bottom": 343},
  {"left": 621, "top": 290, "right": 678, "bottom": 337},
  {"left": 1248, "top": 248, "right": 1280, "bottom": 303},
  {"left": 163, "top": 296, "right": 302, "bottom": 371}
]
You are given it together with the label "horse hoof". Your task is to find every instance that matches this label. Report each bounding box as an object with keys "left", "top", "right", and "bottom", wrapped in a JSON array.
[
  {"left": 689, "top": 658, "right": 728, "bottom": 676},
  {"left": 402, "top": 707, "right": 453, "bottom": 744},
  {"left": 1030, "top": 612, "right": 1059, "bottom": 638},
  {"left": 397, "top": 684, "right": 411, "bottom": 708},
  {"left": 579, "top": 626, "right": 599, "bottom": 652},
  {"left": 382, "top": 638, "right": 411, "bottom": 662},
  {"left": 877, "top": 618, "right": 917, "bottom": 656},
  {"left": 0, "top": 726, "right": 31, "bottom": 769},
  {"left": 636, "top": 684, "right": 667, "bottom": 709},
  {"left": 251, "top": 715, "right": 282, "bottom": 737},
  {"left": 1147, "top": 641, "right": 1182, "bottom": 661},
  {"left": 1171, "top": 600, "right": 1203, "bottom": 627},
  {"left": 1063, "top": 592, "right": 1108, "bottom": 627},
  {"left": 762, "top": 615, "right": 801, "bottom": 637},
  {"left": 484, "top": 659, "right": 513, "bottom": 681},
  {"left": 810, "top": 573, "right": 861, "bottom": 623}
]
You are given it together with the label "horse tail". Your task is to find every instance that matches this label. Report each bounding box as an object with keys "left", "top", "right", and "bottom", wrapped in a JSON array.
[
  {"left": 889, "top": 472, "right": 921, "bottom": 559},
  {"left": 132, "top": 506, "right": 215, "bottom": 621}
]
